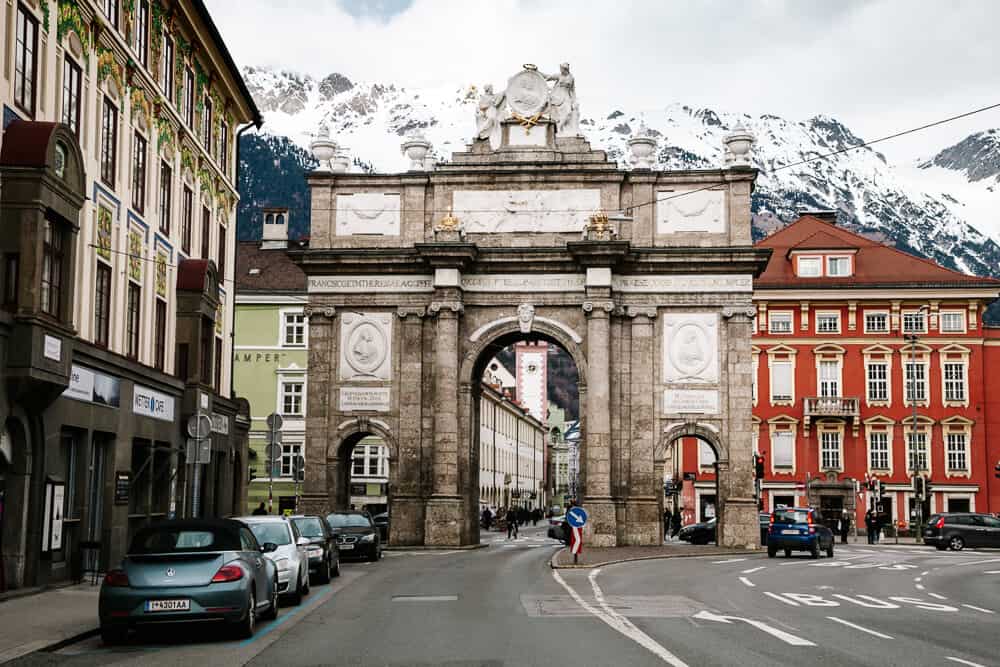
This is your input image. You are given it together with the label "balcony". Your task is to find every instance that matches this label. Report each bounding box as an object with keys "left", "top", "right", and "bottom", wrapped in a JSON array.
[{"left": 803, "top": 397, "right": 860, "bottom": 437}]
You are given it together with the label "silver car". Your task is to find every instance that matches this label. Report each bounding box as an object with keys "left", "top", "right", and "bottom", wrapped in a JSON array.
[{"left": 238, "top": 516, "right": 311, "bottom": 605}]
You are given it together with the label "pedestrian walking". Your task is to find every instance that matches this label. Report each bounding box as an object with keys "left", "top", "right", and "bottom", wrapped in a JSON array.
[
  {"left": 506, "top": 507, "right": 519, "bottom": 539},
  {"left": 481, "top": 507, "right": 493, "bottom": 530},
  {"left": 671, "top": 509, "right": 682, "bottom": 538},
  {"left": 864, "top": 509, "right": 875, "bottom": 544},
  {"left": 840, "top": 509, "right": 850, "bottom": 544},
  {"left": 252, "top": 501, "right": 267, "bottom": 516}
]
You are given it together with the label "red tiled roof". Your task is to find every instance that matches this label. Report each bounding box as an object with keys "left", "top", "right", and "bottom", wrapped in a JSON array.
[
  {"left": 235, "top": 242, "right": 306, "bottom": 292},
  {"left": 756, "top": 215, "right": 1000, "bottom": 289}
]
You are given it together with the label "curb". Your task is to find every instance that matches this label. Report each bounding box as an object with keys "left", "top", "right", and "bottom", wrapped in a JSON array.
[
  {"left": 549, "top": 547, "right": 757, "bottom": 570},
  {"left": 385, "top": 542, "right": 488, "bottom": 551},
  {"left": 40, "top": 628, "right": 101, "bottom": 653}
]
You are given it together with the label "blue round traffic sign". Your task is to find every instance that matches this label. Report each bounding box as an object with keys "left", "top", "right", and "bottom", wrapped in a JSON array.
[{"left": 566, "top": 506, "right": 588, "bottom": 528}]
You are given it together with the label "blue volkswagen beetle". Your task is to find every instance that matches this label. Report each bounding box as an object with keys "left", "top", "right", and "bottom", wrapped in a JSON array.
[{"left": 99, "top": 519, "right": 280, "bottom": 644}]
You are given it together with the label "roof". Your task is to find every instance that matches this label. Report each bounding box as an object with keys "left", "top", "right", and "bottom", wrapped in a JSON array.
[
  {"left": 235, "top": 242, "right": 307, "bottom": 292},
  {"left": 0, "top": 121, "right": 58, "bottom": 167},
  {"left": 191, "top": 0, "right": 262, "bottom": 126},
  {"left": 176, "top": 258, "right": 213, "bottom": 291},
  {"left": 756, "top": 215, "right": 1000, "bottom": 289}
]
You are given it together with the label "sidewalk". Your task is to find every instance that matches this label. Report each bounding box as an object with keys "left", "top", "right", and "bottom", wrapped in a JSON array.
[{"left": 0, "top": 583, "right": 100, "bottom": 663}]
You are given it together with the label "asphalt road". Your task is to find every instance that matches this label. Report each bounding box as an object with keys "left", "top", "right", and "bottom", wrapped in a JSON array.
[{"left": 10, "top": 529, "right": 1000, "bottom": 666}]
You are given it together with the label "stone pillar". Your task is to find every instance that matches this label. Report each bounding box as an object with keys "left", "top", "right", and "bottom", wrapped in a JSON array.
[
  {"left": 299, "top": 306, "right": 336, "bottom": 515},
  {"left": 625, "top": 306, "right": 659, "bottom": 545},
  {"left": 393, "top": 307, "right": 426, "bottom": 545},
  {"left": 582, "top": 300, "right": 616, "bottom": 546},
  {"left": 719, "top": 305, "right": 759, "bottom": 548},
  {"left": 425, "top": 300, "right": 463, "bottom": 545}
]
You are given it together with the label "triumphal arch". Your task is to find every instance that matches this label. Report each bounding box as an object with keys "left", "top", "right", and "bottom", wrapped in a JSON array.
[{"left": 294, "top": 65, "right": 770, "bottom": 548}]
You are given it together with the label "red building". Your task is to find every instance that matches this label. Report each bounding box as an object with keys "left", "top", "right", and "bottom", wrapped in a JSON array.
[{"left": 675, "top": 213, "right": 1000, "bottom": 533}]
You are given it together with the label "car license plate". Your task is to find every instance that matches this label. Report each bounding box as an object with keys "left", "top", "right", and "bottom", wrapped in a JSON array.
[
  {"left": 339, "top": 544, "right": 354, "bottom": 550},
  {"left": 145, "top": 599, "right": 190, "bottom": 612},
  {"left": 781, "top": 529, "right": 799, "bottom": 535}
]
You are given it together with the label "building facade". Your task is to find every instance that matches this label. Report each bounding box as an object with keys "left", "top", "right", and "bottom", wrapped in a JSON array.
[
  {"left": 478, "top": 382, "right": 545, "bottom": 511},
  {"left": 673, "top": 213, "right": 1000, "bottom": 529},
  {"left": 0, "top": 0, "right": 258, "bottom": 590}
]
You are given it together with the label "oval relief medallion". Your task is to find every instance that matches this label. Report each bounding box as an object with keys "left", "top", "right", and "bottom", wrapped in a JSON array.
[
  {"left": 669, "top": 321, "right": 713, "bottom": 380},
  {"left": 346, "top": 319, "right": 388, "bottom": 376}
]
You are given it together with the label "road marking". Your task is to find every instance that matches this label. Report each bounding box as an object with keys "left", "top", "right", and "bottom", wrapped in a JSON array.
[
  {"left": 953, "top": 558, "right": 1000, "bottom": 568},
  {"left": 712, "top": 558, "right": 747, "bottom": 564},
  {"left": 763, "top": 592, "right": 799, "bottom": 606},
  {"left": 915, "top": 584, "right": 925, "bottom": 590},
  {"left": 984, "top": 570, "right": 1000, "bottom": 575},
  {"left": 928, "top": 593, "right": 948, "bottom": 600},
  {"left": 739, "top": 577, "right": 755, "bottom": 588},
  {"left": 946, "top": 657, "right": 986, "bottom": 667},
  {"left": 741, "top": 566, "right": 766, "bottom": 574},
  {"left": 961, "top": 604, "right": 995, "bottom": 614},
  {"left": 551, "top": 569, "right": 689, "bottom": 666},
  {"left": 391, "top": 595, "right": 458, "bottom": 602},
  {"left": 692, "top": 610, "right": 815, "bottom": 646},
  {"left": 914, "top": 577, "right": 922, "bottom": 582},
  {"left": 921, "top": 571, "right": 930, "bottom": 576},
  {"left": 826, "top": 616, "right": 893, "bottom": 639}
]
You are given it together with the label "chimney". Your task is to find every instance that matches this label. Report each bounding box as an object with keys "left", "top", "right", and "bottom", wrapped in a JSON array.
[
  {"left": 261, "top": 207, "right": 289, "bottom": 249},
  {"left": 799, "top": 209, "right": 838, "bottom": 224}
]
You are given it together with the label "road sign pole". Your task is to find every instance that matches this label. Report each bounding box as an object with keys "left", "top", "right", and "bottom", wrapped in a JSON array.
[{"left": 265, "top": 413, "right": 284, "bottom": 515}]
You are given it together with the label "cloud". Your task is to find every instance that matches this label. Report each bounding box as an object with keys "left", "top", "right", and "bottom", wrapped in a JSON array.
[{"left": 206, "top": 0, "right": 1000, "bottom": 158}]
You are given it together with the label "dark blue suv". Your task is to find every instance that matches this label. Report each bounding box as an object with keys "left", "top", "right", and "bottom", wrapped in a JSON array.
[{"left": 767, "top": 507, "right": 834, "bottom": 559}]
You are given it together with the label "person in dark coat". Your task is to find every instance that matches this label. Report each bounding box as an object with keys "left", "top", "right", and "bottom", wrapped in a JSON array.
[
  {"left": 506, "top": 507, "right": 519, "bottom": 539},
  {"left": 840, "top": 510, "right": 850, "bottom": 543},
  {"left": 481, "top": 507, "right": 493, "bottom": 530},
  {"left": 252, "top": 502, "right": 267, "bottom": 516},
  {"left": 671, "top": 509, "right": 682, "bottom": 538},
  {"left": 864, "top": 510, "right": 875, "bottom": 544}
]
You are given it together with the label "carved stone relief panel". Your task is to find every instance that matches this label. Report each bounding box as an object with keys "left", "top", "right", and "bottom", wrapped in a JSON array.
[
  {"left": 336, "top": 193, "right": 401, "bottom": 236},
  {"left": 452, "top": 189, "right": 600, "bottom": 233},
  {"left": 662, "top": 313, "right": 719, "bottom": 384},
  {"left": 656, "top": 189, "right": 725, "bottom": 234},
  {"left": 339, "top": 312, "right": 393, "bottom": 381}
]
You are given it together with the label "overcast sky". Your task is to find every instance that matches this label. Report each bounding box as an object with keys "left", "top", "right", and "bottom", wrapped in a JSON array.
[{"left": 205, "top": 0, "right": 999, "bottom": 160}]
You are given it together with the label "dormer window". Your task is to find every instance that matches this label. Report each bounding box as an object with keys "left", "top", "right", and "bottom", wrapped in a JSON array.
[
  {"left": 797, "top": 256, "right": 821, "bottom": 277},
  {"left": 826, "top": 256, "right": 851, "bottom": 277}
]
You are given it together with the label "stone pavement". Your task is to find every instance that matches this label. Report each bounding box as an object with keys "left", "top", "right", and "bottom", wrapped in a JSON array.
[{"left": 0, "top": 583, "right": 99, "bottom": 663}]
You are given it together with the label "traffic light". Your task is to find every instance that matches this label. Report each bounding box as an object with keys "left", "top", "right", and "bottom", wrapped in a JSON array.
[
  {"left": 913, "top": 476, "right": 925, "bottom": 499},
  {"left": 755, "top": 454, "right": 765, "bottom": 480},
  {"left": 248, "top": 464, "right": 257, "bottom": 483},
  {"left": 878, "top": 481, "right": 886, "bottom": 497}
]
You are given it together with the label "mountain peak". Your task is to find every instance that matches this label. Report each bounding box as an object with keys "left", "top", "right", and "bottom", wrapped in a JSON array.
[{"left": 919, "top": 129, "right": 1000, "bottom": 183}]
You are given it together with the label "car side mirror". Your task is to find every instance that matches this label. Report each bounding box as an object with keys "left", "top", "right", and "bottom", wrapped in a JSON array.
[
  {"left": 296, "top": 537, "right": 310, "bottom": 547},
  {"left": 261, "top": 542, "right": 278, "bottom": 553}
]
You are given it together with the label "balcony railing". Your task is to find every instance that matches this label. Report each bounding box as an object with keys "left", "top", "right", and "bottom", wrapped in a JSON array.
[{"left": 803, "top": 397, "right": 860, "bottom": 437}]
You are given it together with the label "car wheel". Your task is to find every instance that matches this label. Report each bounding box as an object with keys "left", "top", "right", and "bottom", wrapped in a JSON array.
[
  {"left": 948, "top": 535, "right": 965, "bottom": 551},
  {"left": 301, "top": 567, "right": 310, "bottom": 595},
  {"left": 100, "top": 625, "right": 127, "bottom": 646},
  {"left": 332, "top": 554, "right": 341, "bottom": 577},
  {"left": 317, "top": 555, "right": 331, "bottom": 584},
  {"left": 234, "top": 592, "right": 256, "bottom": 639},
  {"left": 368, "top": 547, "right": 380, "bottom": 562},
  {"left": 784, "top": 548, "right": 792, "bottom": 558},
  {"left": 262, "top": 577, "right": 279, "bottom": 620},
  {"left": 288, "top": 570, "right": 304, "bottom": 606},
  {"left": 767, "top": 546, "right": 776, "bottom": 558}
]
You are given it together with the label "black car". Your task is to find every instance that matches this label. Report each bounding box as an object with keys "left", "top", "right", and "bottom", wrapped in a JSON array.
[
  {"left": 373, "top": 512, "right": 389, "bottom": 543},
  {"left": 678, "top": 518, "right": 716, "bottom": 545},
  {"left": 924, "top": 513, "right": 1000, "bottom": 551},
  {"left": 326, "top": 511, "right": 383, "bottom": 562},
  {"left": 289, "top": 515, "right": 341, "bottom": 583}
]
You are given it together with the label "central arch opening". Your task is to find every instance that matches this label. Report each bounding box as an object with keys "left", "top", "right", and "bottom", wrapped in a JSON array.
[{"left": 469, "top": 330, "right": 582, "bottom": 539}]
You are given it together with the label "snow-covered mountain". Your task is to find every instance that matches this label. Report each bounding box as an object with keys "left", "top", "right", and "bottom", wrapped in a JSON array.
[{"left": 239, "top": 65, "right": 1000, "bottom": 280}]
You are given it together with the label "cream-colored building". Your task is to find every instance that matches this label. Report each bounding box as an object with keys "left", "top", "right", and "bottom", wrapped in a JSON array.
[{"left": 479, "top": 382, "right": 545, "bottom": 510}]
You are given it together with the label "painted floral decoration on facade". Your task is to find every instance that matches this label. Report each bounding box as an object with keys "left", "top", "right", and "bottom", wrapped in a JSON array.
[
  {"left": 156, "top": 112, "right": 175, "bottom": 151},
  {"left": 130, "top": 87, "right": 151, "bottom": 128},
  {"left": 128, "top": 228, "right": 143, "bottom": 282},
  {"left": 155, "top": 251, "right": 168, "bottom": 297},
  {"left": 215, "top": 296, "right": 224, "bottom": 335},
  {"left": 57, "top": 0, "right": 92, "bottom": 62},
  {"left": 96, "top": 207, "right": 113, "bottom": 260},
  {"left": 97, "top": 48, "right": 125, "bottom": 97},
  {"left": 181, "top": 146, "right": 196, "bottom": 178}
]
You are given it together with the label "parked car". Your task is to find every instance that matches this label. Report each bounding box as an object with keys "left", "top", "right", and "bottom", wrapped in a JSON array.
[
  {"left": 767, "top": 507, "right": 834, "bottom": 559},
  {"left": 239, "top": 516, "right": 311, "bottom": 604},
  {"left": 373, "top": 512, "right": 389, "bottom": 542},
  {"left": 924, "top": 513, "right": 1000, "bottom": 551},
  {"left": 98, "top": 519, "right": 279, "bottom": 644},
  {"left": 289, "top": 515, "right": 340, "bottom": 583},
  {"left": 326, "top": 511, "right": 383, "bottom": 562},
  {"left": 759, "top": 512, "right": 771, "bottom": 546},
  {"left": 678, "top": 518, "right": 717, "bottom": 545},
  {"left": 547, "top": 515, "right": 568, "bottom": 543}
]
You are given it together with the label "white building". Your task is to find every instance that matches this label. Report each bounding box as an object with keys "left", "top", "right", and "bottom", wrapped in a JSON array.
[{"left": 479, "top": 382, "right": 546, "bottom": 510}]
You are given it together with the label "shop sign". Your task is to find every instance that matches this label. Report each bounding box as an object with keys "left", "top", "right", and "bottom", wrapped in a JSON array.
[
  {"left": 350, "top": 483, "right": 366, "bottom": 496},
  {"left": 63, "top": 365, "right": 122, "bottom": 407},
  {"left": 133, "top": 384, "right": 175, "bottom": 422},
  {"left": 211, "top": 412, "right": 230, "bottom": 435},
  {"left": 44, "top": 335, "right": 62, "bottom": 361},
  {"left": 114, "top": 471, "right": 131, "bottom": 505}
]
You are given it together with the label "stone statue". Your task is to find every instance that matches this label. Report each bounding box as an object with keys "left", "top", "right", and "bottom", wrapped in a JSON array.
[
  {"left": 475, "top": 84, "right": 506, "bottom": 150},
  {"left": 517, "top": 303, "right": 535, "bottom": 334},
  {"left": 544, "top": 63, "right": 580, "bottom": 136}
]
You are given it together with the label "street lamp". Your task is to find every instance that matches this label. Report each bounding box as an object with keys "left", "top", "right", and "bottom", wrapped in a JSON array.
[{"left": 904, "top": 304, "right": 930, "bottom": 539}]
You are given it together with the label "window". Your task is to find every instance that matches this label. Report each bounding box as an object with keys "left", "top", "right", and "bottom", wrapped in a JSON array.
[
  {"left": 866, "top": 362, "right": 888, "bottom": 402},
  {"left": 864, "top": 312, "right": 888, "bottom": 333},
  {"left": 200, "top": 316, "right": 212, "bottom": 384},
  {"left": 907, "top": 431, "right": 928, "bottom": 472},
  {"left": 183, "top": 67, "right": 195, "bottom": 127},
  {"left": 126, "top": 282, "right": 141, "bottom": 359},
  {"left": 214, "top": 337, "right": 222, "bottom": 390},
  {"left": 217, "top": 224, "right": 226, "bottom": 280},
  {"left": 940, "top": 311, "right": 965, "bottom": 333},
  {"left": 943, "top": 362, "right": 966, "bottom": 402},
  {"left": 797, "top": 256, "right": 821, "bottom": 277},
  {"left": 351, "top": 446, "right": 366, "bottom": 476},
  {"left": 101, "top": 98, "right": 118, "bottom": 187},
  {"left": 94, "top": 263, "right": 112, "bottom": 347},
  {"left": 103, "top": 0, "right": 118, "bottom": 28},
  {"left": 203, "top": 96, "right": 213, "bottom": 150},
  {"left": 826, "top": 256, "right": 851, "bottom": 277},
  {"left": 154, "top": 299, "right": 167, "bottom": 370},
  {"left": 201, "top": 207, "right": 211, "bottom": 258},
  {"left": 159, "top": 161, "right": 172, "bottom": 234},
  {"left": 819, "top": 360, "right": 840, "bottom": 397},
  {"left": 61, "top": 57, "right": 83, "bottom": 136},
  {"left": 946, "top": 432, "right": 967, "bottom": 471},
  {"left": 904, "top": 362, "right": 927, "bottom": 403},
  {"left": 162, "top": 35, "right": 174, "bottom": 103},
  {"left": 283, "top": 312, "right": 306, "bottom": 346},
  {"left": 131, "top": 133, "right": 147, "bottom": 214},
  {"left": 281, "top": 381, "right": 304, "bottom": 415},
  {"left": 902, "top": 310, "right": 927, "bottom": 334},
  {"left": 869, "top": 431, "right": 889, "bottom": 470},
  {"left": 14, "top": 5, "right": 38, "bottom": 116},
  {"left": 279, "top": 443, "right": 303, "bottom": 478},
  {"left": 820, "top": 431, "right": 841, "bottom": 469},
  {"left": 219, "top": 122, "right": 229, "bottom": 173},
  {"left": 3, "top": 254, "right": 19, "bottom": 310},
  {"left": 41, "top": 220, "right": 65, "bottom": 319},
  {"left": 182, "top": 187, "right": 193, "bottom": 253},
  {"left": 769, "top": 311, "right": 792, "bottom": 334},
  {"left": 772, "top": 431, "right": 794, "bottom": 468},
  {"left": 698, "top": 440, "right": 717, "bottom": 467},
  {"left": 770, "top": 361, "right": 793, "bottom": 402},
  {"left": 816, "top": 312, "right": 840, "bottom": 333},
  {"left": 133, "top": 0, "right": 149, "bottom": 67}
]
